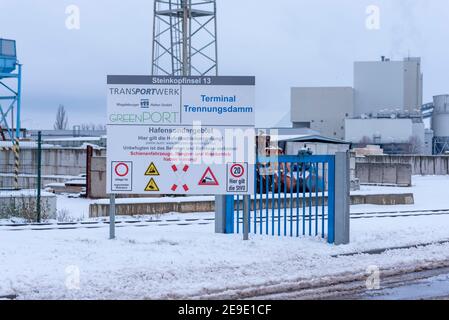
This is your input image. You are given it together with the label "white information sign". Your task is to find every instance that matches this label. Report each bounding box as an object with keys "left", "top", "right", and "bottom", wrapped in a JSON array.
[{"left": 106, "top": 76, "right": 255, "bottom": 195}]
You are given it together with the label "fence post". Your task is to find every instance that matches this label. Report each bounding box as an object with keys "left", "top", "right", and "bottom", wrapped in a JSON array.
[
  {"left": 36, "top": 131, "right": 42, "bottom": 223},
  {"left": 243, "top": 195, "right": 249, "bottom": 240},
  {"left": 215, "top": 195, "right": 226, "bottom": 234},
  {"left": 86, "top": 145, "right": 93, "bottom": 198},
  {"left": 215, "top": 195, "right": 236, "bottom": 234},
  {"left": 109, "top": 194, "right": 116, "bottom": 240},
  {"left": 334, "top": 152, "right": 350, "bottom": 245}
]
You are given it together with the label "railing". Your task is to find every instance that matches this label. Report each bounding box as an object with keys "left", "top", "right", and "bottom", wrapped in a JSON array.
[{"left": 225, "top": 155, "right": 336, "bottom": 244}]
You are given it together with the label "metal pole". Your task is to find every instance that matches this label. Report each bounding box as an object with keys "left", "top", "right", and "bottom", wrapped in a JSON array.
[
  {"left": 214, "top": 195, "right": 226, "bottom": 233},
  {"left": 15, "top": 64, "right": 22, "bottom": 140},
  {"left": 13, "top": 138, "right": 20, "bottom": 190},
  {"left": 214, "top": 0, "right": 218, "bottom": 76},
  {"left": 109, "top": 194, "right": 116, "bottom": 240},
  {"left": 182, "top": 0, "right": 189, "bottom": 76},
  {"left": 334, "top": 152, "right": 350, "bottom": 245},
  {"left": 243, "top": 195, "right": 249, "bottom": 240},
  {"left": 36, "top": 131, "right": 42, "bottom": 223},
  {"left": 151, "top": 0, "right": 157, "bottom": 75}
]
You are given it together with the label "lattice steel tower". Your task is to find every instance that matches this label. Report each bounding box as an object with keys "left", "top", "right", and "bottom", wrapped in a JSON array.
[{"left": 152, "top": 0, "right": 218, "bottom": 76}]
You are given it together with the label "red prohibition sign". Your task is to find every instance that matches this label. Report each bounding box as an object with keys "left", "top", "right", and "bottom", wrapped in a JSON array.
[
  {"left": 115, "top": 162, "right": 129, "bottom": 177},
  {"left": 230, "top": 164, "right": 245, "bottom": 178}
]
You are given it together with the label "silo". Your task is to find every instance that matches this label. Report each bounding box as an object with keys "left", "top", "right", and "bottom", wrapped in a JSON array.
[{"left": 432, "top": 95, "right": 449, "bottom": 154}]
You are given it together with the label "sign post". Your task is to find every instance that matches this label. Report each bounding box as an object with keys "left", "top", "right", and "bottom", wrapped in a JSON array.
[
  {"left": 109, "top": 194, "right": 116, "bottom": 240},
  {"left": 243, "top": 195, "right": 250, "bottom": 241},
  {"left": 106, "top": 76, "right": 256, "bottom": 239}
]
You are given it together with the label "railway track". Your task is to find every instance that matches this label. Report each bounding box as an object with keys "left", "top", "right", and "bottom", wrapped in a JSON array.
[
  {"left": 1, "top": 208, "right": 449, "bottom": 232},
  {"left": 0, "top": 218, "right": 215, "bottom": 232}
]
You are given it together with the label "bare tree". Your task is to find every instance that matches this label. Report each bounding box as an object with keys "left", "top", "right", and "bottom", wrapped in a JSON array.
[
  {"left": 54, "top": 105, "right": 68, "bottom": 130},
  {"left": 359, "top": 136, "right": 372, "bottom": 148},
  {"left": 96, "top": 124, "right": 106, "bottom": 131}
]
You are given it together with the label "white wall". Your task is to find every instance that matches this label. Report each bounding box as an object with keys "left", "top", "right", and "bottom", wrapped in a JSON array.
[
  {"left": 285, "top": 142, "right": 350, "bottom": 156},
  {"left": 345, "top": 119, "right": 414, "bottom": 144},
  {"left": 403, "top": 58, "right": 423, "bottom": 112},
  {"left": 354, "top": 58, "right": 423, "bottom": 116},
  {"left": 291, "top": 87, "right": 354, "bottom": 140},
  {"left": 354, "top": 61, "right": 405, "bottom": 116}
]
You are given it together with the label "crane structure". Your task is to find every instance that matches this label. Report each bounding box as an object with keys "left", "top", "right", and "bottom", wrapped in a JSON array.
[
  {"left": 152, "top": 0, "right": 218, "bottom": 77},
  {"left": 0, "top": 38, "right": 22, "bottom": 142}
]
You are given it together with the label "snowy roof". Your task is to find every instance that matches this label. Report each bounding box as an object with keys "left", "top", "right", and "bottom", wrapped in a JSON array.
[
  {"left": 0, "top": 141, "right": 56, "bottom": 149},
  {"left": 44, "top": 137, "right": 101, "bottom": 142},
  {"left": 273, "top": 134, "right": 349, "bottom": 144}
]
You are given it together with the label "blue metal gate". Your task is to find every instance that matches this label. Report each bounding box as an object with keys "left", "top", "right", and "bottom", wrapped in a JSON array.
[{"left": 225, "top": 155, "right": 336, "bottom": 244}]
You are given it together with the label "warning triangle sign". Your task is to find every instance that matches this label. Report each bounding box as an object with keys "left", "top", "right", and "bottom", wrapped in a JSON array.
[
  {"left": 145, "top": 162, "right": 160, "bottom": 176},
  {"left": 199, "top": 167, "right": 219, "bottom": 186},
  {"left": 145, "top": 178, "right": 160, "bottom": 192}
]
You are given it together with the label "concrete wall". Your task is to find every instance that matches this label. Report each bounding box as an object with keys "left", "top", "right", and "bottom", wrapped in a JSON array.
[
  {"left": 0, "top": 147, "right": 105, "bottom": 177},
  {"left": 291, "top": 87, "right": 354, "bottom": 140},
  {"left": 355, "top": 163, "right": 412, "bottom": 186},
  {"left": 89, "top": 156, "right": 107, "bottom": 199},
  {"left": 0, "top": 174, "right": 67, "bottom": 189},
  {"left": 90, "top": 193, "right": 414, "bottom": 217},
  {"left": 0, "top": 191, "right": 57, "bottom": 219},
  {"left": 356, "top": 155, "right": 449, "bottom": 175}
]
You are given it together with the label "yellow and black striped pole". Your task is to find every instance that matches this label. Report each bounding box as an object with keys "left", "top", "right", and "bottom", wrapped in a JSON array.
[
  {"left": 13, "top": 138, "right": 20, "bottom": 190},
  {"left": 0, "top": 141, "right": 20, "bottom": 190}
]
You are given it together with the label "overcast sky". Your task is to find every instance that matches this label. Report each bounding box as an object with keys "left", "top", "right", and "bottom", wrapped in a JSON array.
[{"left": 1, "top": 0, "right": 448, "bottom": 129}]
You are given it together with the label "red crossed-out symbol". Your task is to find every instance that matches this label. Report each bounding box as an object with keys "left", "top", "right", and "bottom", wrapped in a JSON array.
[{"left": 171, "top": 165, "right": 190, "bottom": 192}]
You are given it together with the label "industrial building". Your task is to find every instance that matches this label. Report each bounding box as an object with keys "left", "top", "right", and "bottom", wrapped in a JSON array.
[
  {"left": 291, "top": 87, "right": 354, "bottom": 140},
  {"left": 432, "top": 95, "right": 449, "bottom": 154},
  {"left": 345, "top": 111, "right": 427, "bottom": 154},
  {"left": 354, "top": 57, "right": 423, "bottom": 117},
  {"left": 290, "top": 57, "right": 446, "bottom": 155}
]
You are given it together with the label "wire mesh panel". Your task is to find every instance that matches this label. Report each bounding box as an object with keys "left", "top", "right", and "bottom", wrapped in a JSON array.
[{"left": 227, "top": 155, "right": 336, "bottom": 244}]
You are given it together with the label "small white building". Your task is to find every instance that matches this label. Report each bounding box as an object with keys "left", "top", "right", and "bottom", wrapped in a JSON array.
[{"left": 345, "top": 116, "right": 427, "bottom": 154}]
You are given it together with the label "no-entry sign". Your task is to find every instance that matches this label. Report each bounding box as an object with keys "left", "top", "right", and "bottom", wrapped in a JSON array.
[
  {"left": 106, "top": 76, "right": 256, "bottom": 195},
  {"left": 111, "top": 161, "right": 133, "bottom": 192}
]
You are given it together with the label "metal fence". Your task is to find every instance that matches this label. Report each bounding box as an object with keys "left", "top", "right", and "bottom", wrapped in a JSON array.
[
  {"left": 0, "top": 133, "right": 44, "bottom": 222},
  {"left": 225, "top": 155, "right": 336, "bottom": 244}
]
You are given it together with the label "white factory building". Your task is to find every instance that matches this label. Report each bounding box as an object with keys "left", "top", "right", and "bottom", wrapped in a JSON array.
[{"left": 290, "top": 57, "right": 444, "bottom": 155}]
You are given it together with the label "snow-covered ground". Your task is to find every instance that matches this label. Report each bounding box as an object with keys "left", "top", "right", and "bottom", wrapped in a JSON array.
[
  {"left": 1, "top": 175, "right": 449, "bottom": 299},
  {"left": 53, "top": 175, "right": 449, "bottom": 222}
]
